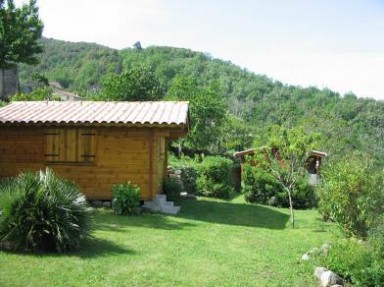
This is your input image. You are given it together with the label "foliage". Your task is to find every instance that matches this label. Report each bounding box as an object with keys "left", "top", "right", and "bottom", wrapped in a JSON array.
[
  {"left": 318, "top": 156, "right": 384, "bottom": 237},
  {"left": 19, "top": 38, "right": 122, "bottom": 93},
  {"left": 0, "top": 0, "right": 44, "bottom": 68},
  {"left": 167, "top": 76, "right": 228, "bottom": 153},
  {"left": 251, "top": 125, "right": 319, "bottom": 227},
  {"left": 0, "top": 168, "right": 92, "bottom": 253},
  {"left": 368, "top": 215, "right": 384, "bottom": 260},
  {"left": 112, "top": 182, "right": 141, "bottom": 215},
  {"left": 243, "top": 163, "right": 316, "bottom": 209},
  {"left": 16, "top": 39, "right": 384, "bottom": 167},
  {"left": 196, "top": 156, "right": 234, "bottom": 199},
  {"left": 11, "top": 86, "right": 59, "bottom": 101},
  {"left": 168, "top": 155, "right": 199, "bottom": 194},
  {"left": 163, "top": 178, "right": 182, "bottom": 203},
  {"left": 243, "top": 163, "right": 284, "bottom": 205},
  {"left": 319, "top": 239, "right": 384, "bottom": 287},
  {"left": 100, "top": 64, "right": 163, "bottom": 101}
]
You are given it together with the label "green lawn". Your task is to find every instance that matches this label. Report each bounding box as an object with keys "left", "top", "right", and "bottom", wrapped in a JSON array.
[{"left": 0, "top": 196, "right": 338, "bottom": 287}]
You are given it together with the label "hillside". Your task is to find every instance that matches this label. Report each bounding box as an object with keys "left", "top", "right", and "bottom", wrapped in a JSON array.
[{"left": 18, "top": 38, "right": 384, "bottom": 166}]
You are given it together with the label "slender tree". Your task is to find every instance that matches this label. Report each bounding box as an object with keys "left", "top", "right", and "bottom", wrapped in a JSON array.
[{"left": 260, "top": 125, "right": 319, "bottom": 227}]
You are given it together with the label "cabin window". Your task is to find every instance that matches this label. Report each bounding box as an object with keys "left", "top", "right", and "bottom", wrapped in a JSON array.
[{"left": 45, "top": 129, "right": 96, "bottom": 163}]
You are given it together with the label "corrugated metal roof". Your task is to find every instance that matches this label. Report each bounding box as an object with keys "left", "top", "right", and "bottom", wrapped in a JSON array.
[{"left": 0, "top": 101, "right": 189, "bottom": 127}]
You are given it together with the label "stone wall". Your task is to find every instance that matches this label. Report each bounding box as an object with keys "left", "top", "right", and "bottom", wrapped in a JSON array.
[{"left": 0, "top": 66, "right": 19, "bottom": 101}]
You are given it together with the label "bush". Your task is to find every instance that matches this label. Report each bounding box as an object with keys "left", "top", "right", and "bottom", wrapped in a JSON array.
[
  {"left": 163, "top": 178, "right": 182, "bottom": 203},
  {"left": 112, "top": 182, "right": 141, "bottom": 215},
  {"left": 196, "top": 156, "right": 234, "bottom": 199},
  {"left": 243, "top": 164, "right": 316, "bottom": 208},
  {"left": 318, "top": 157, "right": 384, "bottom": 237},
  {"left": 0, "top": 169, "right": 92, "bottom": 253},
  {"left": 243, "top": 164, "right": 283, "bottom": 205},
  {"left": 368, "top": 215, "right": 384, "bottom": 259},
  {"left": 179, "top": 166, "right": 198, "bottom": 194},
  {"left": 319, "top": 240, "right": 384, "bottom": 287}
]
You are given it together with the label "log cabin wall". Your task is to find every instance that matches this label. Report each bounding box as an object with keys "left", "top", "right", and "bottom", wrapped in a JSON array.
[{"left": 0, "top": 126, "right": 171, "bottom": 200}]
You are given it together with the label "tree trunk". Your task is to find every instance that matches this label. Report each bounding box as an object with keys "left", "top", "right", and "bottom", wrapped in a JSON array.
[
  {"left": 287, "top": 189, "right": 295, "bottom": 228},
  {"left": 0, "top": 69, "right": 5, "bottom": 101},
  {"left": 0, "top": 66, "right": 19, "bottom": 101}
]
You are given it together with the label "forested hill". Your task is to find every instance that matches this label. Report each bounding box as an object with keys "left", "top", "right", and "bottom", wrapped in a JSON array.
[{"left": 18, "top": 38, "right": 384, "bottom": 166}]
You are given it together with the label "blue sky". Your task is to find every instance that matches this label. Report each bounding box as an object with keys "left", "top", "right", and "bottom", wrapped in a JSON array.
[{"left": 15, "top": 0, "right": 384, "bottom": 100}]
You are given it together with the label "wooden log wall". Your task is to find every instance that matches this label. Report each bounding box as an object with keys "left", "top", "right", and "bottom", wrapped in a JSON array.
[{"left": 0, "top": 126, "right": 171, "bottom": 200}]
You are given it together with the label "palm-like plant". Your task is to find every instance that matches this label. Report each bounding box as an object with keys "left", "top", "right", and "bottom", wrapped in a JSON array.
[{"left": 0, "top": 168, "right": 92, "bottom": 253}]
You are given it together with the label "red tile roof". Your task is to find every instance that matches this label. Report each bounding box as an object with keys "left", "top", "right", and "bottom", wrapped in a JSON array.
[{"left": 0, "top": 101, "right": 189, "bottom": 127}]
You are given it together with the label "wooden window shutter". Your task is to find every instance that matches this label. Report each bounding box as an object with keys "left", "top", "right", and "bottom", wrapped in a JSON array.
[
  {"left": 78, "top": 129, "right": 96, "bottom": 162},
  {"left": 45, "top": 129, "right": 61, "bottom": 162},
  {"left": 62, "top": 129, "right": 77, "bottom": 162}
]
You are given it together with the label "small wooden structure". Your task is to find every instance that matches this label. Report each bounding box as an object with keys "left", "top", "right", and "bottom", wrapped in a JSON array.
[
  {"left": 0, "top": 101, "right": 189, "bottom": 200},
  {"left": 233, "top": 148, "right": 327, "bottom": 184}
]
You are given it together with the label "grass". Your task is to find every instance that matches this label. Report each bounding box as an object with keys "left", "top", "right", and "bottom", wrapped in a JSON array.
[{"left": 0, "top": 195, "right": 339, "bottom": 287}]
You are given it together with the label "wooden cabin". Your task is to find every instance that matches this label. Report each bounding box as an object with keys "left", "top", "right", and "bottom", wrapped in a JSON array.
[{"left": 0, "top": 101, "right": 189, "bottom": 200}]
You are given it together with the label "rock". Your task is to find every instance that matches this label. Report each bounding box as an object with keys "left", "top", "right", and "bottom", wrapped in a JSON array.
[
  {"left": 314, "top": 267, "right": 327, "bottom": 280},
  {"left": 174, "top": 169, "right": 182, "bottom": 175},
  {"left": 301, "top": 253, "right": 310, "bottom": 261},
  {"left": 321, "top": 242, "right": 331, "bottom": 255},
  {"left": 330, "top": 285, "right": 343, "bottom": 287},
  {"left": 320, "top": 270, "right": 343, "bottom": 287}
]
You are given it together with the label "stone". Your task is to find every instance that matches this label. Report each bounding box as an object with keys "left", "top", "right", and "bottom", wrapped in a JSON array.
[
  {"left": 314, "top": 267, "right": 343, "bottom": 287},
  {"left": 174, "top": 169, "right": 182, "bottom": 175},
  {"left": 321, "top": 242, "right": 331, "bottom": 255},
  {"left": 301, "top": 253, "right": 310, "bottom": 261},
  {"left": 314, "top": 267, "right": 327, "bottom": 280}
]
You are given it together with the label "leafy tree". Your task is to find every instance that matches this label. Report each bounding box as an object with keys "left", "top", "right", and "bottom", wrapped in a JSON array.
[
  {"left": 0, "top": 0, "right": 43, "bottom": 68},
  {"left": 0, "top": 0, "right": 43, "bottom": 100},
  {"left": 100, "top": 64, "right": 163, "bottom": 101},
  {"left": 257, "top": 125, "right": 319, "bottom": 227},
  {"left": 167, "top": 76, "right": 228, "bottom": 153}
]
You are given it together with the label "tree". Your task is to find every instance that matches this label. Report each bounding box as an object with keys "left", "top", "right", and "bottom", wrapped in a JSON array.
[
  {"left": 0, "top": 0, "right": 43, "bottom": 99},
  {"left": 259, "top": 125, "right": 319, "bottom": 227},
  {"left": 101, "top": 64, "right": 163, "bottom": 101},
  {"left": 167, "top": 76, "right": 228, "bottom": 153}
]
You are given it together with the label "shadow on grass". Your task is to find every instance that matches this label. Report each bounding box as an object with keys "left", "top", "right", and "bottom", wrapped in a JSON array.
[
  {"left": 93, "top": 210, "right": 197, "bottom": 231},
  {"left": 0, "top": 237, "right": 134, "bottom": 258},
  {"left": 177, "top": 198, "right": 290, "bottom": 229}
]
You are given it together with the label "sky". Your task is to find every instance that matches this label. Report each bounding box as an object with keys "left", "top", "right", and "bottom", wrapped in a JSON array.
[{"left": 14, "top": 0, "right": 384, "bottom": 100}]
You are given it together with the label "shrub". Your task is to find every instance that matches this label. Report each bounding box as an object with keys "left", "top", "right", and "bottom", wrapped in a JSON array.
[
  {"left": 368, "top": 215, "right": 384, "bottom": 259},
  {"left": 163, "top": 178, "right": 182, "bottom": 203},
  {"left": 319, "top": 240, "right": 384, "bottom": 287},
  {"left": 196, "top": 156, "right": 234, "bottom": 199},
  {"left": 0, "top": 169, "right": 92, "bottom": 253},
  {"left": 318, "top": 157, "right": 384, "bottom": 237},
  {"left": 179, "top": 166, "right": 198, "bottom": 194},
  {"left": 243, "top": 164, "right": 316, "bottom": 208},
  {"left": 112, "top": 182, "right": 141, "bottom": 215},
  {"left": 243, "top": 164, "right": 283, "bottom": 204}
]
